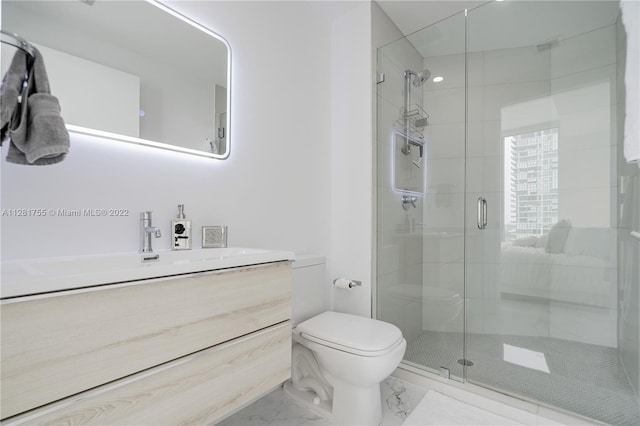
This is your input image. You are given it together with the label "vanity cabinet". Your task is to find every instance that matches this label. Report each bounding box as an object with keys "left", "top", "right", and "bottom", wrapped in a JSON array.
[{"left": 1, "top": 261, "right": 292, "bottom": 424}]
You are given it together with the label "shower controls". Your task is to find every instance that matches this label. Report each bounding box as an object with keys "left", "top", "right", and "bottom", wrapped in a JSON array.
[{"left": 402, "top": 195, "right": 418, "bottom": 210}]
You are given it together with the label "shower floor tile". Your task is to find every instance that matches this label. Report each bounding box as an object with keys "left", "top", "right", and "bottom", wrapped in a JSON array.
[{"left": 405, "top": 331, "right": 640, "bottom": 426}]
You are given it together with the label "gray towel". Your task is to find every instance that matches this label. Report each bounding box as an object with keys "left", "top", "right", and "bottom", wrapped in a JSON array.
[
  {"left": 0, "top": 49, "right": 28, "bottom": 141},
  {"left": 4, "top": 47, "right": 69, "bottom": 165}
]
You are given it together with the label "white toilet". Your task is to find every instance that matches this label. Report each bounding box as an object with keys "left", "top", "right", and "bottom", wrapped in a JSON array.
[{"left": 285, "top": 255, "right": 407, "bottom": 426}]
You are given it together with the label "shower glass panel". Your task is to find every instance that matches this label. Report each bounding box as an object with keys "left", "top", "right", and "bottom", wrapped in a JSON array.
[
  {"left": 376, "top": 11, "right": 466, "bottom": 381},
  {"left": 465, "top": 1, "right": 636, "bottom": 424},
  {"left": 376, "top": 1, "right": 640, "bottom": 424}
]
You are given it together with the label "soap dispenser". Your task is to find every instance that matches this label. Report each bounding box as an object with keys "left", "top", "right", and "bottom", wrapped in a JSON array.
[{"left": 172, "top": 204, "right": 192, "bottom": 250}]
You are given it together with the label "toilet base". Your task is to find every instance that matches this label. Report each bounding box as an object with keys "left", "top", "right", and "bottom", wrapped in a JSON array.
[
  {"left": 283, "top": 380, "right": 332, "bottom": 419},
  {"left": 330, "top": 379, "right": 382, "bottom": 426},
  {"left": 284, "top": 379, "right": 383, "bottom": 426}
]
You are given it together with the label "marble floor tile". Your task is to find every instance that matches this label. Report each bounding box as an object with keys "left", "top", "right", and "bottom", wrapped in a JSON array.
[
  {"left": 215, "top": 386, "right": 332, "bottom": 426},
  {"left": 216, "top": 377, "right": 427, "bottom": 426},
  {"left": 381, "top": 376, "right": 428, "bottom": 425}
]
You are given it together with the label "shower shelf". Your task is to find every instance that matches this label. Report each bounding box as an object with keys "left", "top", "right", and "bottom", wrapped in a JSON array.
[{"left": 395, "top": 104, "right": 429, "bottom": 139}]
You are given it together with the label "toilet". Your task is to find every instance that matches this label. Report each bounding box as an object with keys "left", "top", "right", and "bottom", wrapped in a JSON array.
[{"left": 285, "top": 255, "right": 406, "bottom": 426}]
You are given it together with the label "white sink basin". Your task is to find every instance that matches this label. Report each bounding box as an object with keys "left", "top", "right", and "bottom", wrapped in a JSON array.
[{"left": 1, "top": 248, "right": 294, "bottom": 298}]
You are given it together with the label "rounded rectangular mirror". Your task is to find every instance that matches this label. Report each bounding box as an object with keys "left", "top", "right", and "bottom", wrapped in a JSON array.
[{"left": 1, "top": 0, "right": 231, "bottom": 159}]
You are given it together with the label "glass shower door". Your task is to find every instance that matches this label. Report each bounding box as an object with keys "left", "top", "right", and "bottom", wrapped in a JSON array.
[
  {"left": 464, "top": 1, "right": 635, "bottom": 424},
  {"left": 376, "top": 11, "right": 466, "bottom": 381}
]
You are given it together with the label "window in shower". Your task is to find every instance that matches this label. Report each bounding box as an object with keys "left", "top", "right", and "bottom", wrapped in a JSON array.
[{"left": 503, "top": 127, "right": 559, "bottom": 242}]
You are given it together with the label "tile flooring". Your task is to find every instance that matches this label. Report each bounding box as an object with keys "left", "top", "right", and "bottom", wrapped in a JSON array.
[
  {"left": 215, "top": 376, "right": 570, "bottom": 426},
  {"left": 216, "top": 377, "right": 426, "bottom": 426},
  {"left": 405, "top": 331, "right": 640, "bottom": 426}
]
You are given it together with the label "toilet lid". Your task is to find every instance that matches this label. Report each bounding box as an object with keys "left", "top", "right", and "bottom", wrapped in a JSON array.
[{"left": 296, "top": 311, "right": 403, "bottom": 357}]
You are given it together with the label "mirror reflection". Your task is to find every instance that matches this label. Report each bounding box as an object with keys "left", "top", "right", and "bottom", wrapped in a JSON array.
[{"left": 1, "top": 0, "right": 230, "bottom": 158}]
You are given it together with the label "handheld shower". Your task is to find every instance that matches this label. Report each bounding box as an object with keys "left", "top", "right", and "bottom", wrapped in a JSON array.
[{"left": 401, "top": 68, "right": 431, "bottom": 164}]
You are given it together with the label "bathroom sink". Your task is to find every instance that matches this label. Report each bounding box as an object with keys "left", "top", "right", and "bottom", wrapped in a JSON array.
[{"left": 1, "top": 248, "right": 294, "bottom": 298}]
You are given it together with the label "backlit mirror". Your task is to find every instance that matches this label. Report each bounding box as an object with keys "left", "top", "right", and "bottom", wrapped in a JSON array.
[{"left": 1, "top": 0, "right": 230, "bottom": 159}]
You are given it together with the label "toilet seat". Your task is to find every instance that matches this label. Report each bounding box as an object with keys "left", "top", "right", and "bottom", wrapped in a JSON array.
[{"left": 296, "top": 311, "right": 403, "bottom": 357}]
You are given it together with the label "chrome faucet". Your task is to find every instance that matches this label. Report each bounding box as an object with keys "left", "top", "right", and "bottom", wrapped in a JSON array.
[{"left": 140, "top": 211, "right": 162, "bottom": 253}]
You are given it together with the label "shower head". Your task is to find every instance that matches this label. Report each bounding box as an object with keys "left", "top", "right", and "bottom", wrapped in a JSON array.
[
  {"left": 412, "top": 69, "right": 431, "bottom": 87},
  {"left": 406, "top": 69, "right": 431, "bottom": 87},
  {"left": 405, "top": 69, "right": 431, "bottom": 87}
]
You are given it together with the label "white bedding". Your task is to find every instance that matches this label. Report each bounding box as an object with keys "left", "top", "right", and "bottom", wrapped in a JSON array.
[
  {"left": 500, "top": 242, "right": 616, "bottom": 309},
  {"left": 500, "top": 244, "right": 552, "bottom": 298}
]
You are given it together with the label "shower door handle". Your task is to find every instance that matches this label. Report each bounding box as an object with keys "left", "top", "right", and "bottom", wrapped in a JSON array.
[{"left": 477, "top": 197, "right": 487, "bottom": 230}]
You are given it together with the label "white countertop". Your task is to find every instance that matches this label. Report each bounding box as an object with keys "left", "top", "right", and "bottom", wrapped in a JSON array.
[{"left": 1, "top": 248, "right": 294, "bottom": 299}]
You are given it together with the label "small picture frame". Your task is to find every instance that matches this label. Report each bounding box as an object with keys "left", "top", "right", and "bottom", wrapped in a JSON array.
[{"left": 202, "top": 226, "right": 227, "bottom": 248}]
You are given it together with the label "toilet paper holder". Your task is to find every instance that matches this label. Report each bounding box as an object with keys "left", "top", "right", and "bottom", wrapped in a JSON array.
[{"left": 333, "top": 278, "right": 362, "bottom": 289}]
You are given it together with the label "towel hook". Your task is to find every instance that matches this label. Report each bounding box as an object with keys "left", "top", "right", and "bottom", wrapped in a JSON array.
[{"left": 0, "top": 30, "right": 35, "bottom": 60}]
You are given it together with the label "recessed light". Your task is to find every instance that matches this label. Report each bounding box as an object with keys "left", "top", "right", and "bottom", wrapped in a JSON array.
[{"left": 432, "top": 76, "right": 444, "bottom": 83}]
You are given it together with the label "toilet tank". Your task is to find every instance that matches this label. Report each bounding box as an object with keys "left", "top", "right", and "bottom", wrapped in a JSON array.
[{"left": 292, "top": 254, "right": 326, "bottom": 325}]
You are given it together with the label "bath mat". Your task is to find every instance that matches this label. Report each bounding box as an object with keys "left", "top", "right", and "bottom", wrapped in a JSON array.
[{"left": 401, "top": 390, "right": 521, "bottom": 426}]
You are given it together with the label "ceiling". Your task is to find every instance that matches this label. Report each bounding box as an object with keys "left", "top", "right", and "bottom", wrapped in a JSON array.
[
  {"left": 6, "top": 0, "right": 621, "bottom": 77},
  {"left": 376, "top": 0, "right": 621, "bottom": 57},
  {"left": 377, "top": 0, "right": 484, "bottom": 36}
]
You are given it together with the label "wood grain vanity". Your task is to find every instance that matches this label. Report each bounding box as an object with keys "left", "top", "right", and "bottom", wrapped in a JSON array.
[{"left": 1, "top": 260, "right": 292, "bottom": 425}]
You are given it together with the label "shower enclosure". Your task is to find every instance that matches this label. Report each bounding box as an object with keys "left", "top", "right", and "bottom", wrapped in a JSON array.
[{"left": 375, "top": 1, "right": 640, "bottom": 425}]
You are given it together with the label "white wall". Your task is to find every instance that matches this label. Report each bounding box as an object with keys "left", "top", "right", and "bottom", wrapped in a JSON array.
[
  {"left": 1, "top": 1, "right": 332, "bottom": 263},
  {"left": 1, "top": 0, "right": 380, "bottom": 321},
  {"left": 329, "top": 1, "right": 374, "bottom": 317}
]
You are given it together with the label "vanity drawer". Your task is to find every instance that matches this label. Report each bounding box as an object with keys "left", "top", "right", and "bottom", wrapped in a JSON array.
[
  {"left": 6, "top": 322, "right": 292, "bottom": 425},
  {"left": 1, "top": 261, "right": 291, "bottom": 419}
]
